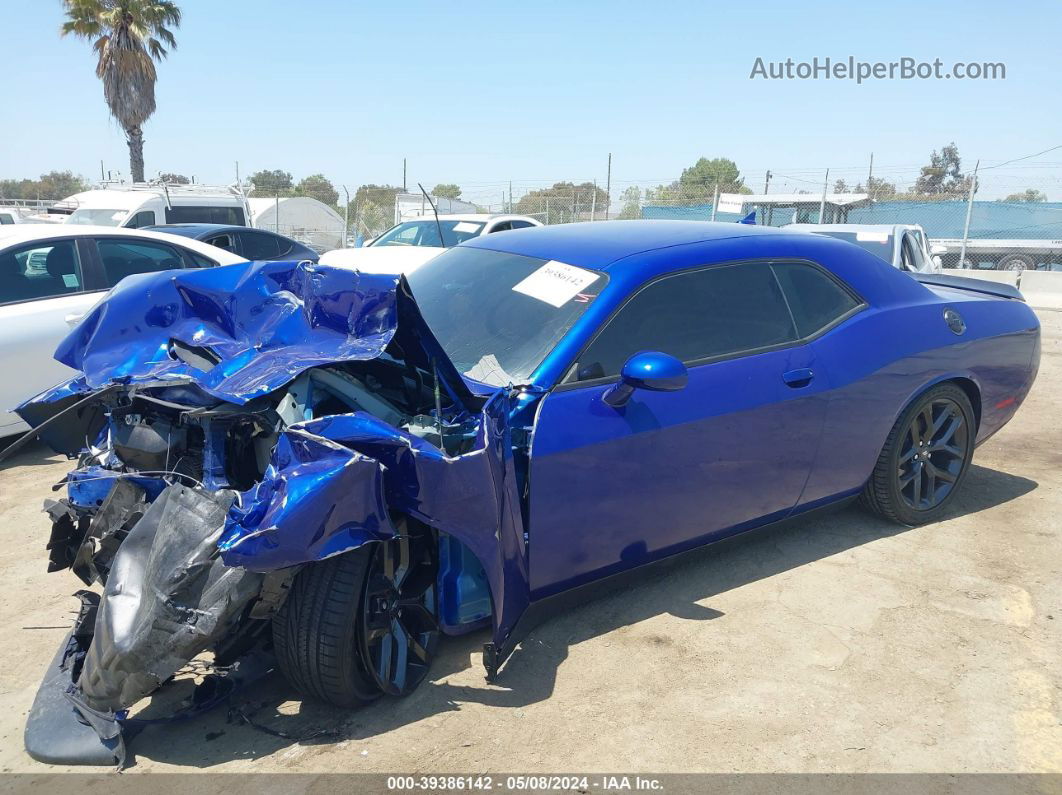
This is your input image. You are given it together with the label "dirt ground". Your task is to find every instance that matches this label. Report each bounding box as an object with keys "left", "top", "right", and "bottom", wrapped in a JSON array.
[{"left": 0, "top": 312, "right": 1059, "bottom": 777}]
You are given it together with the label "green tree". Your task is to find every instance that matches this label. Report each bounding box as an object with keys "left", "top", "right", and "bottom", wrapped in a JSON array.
[
  {"left": 834, "top": 179, "right": 849, "bottom": 193},
  {"left": 678, "top": 157, "right": 748, "bottom": 196},
  {"left": 515, "top": 182, "right": 608, "bottom": 223},
  {"left": 249, "top": 169, "right": 294, "bottom": 197},
  {"left": 295, "top": 173, "right": 339, "bottom": 206},
  {"left": 431, "top": 183, "right": 462, "bottom": 200},
  {"left": 617, "top": 186, "right": 642, "bottom": 219},
  {"left": 1004, "top": 189, "right": 1047, "bottom": 203},
  {"left": 914, "top": 142, "right": 969, "bottom": 195},
  {"left": 349, "top": 184, "right": 402, "bottom": 219},
  {"left": 61, "top": 0, "right": 181, "bottom": 183},
  {"left": 0, "top": 171, "right": 89, "bottom": 200},
  {"left": 159, "top": 172, "right": 189, "bottom": 184},
  {"left": 853, "top": 175, "right": 898, "bottom": 201}
]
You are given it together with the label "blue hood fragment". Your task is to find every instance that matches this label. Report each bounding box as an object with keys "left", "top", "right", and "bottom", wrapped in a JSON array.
[{"left": 36, "top": 260, "right": 472, "bottom": 408}]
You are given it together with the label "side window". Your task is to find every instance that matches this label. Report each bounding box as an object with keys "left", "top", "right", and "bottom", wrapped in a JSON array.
[
  {"left": 488, "top": 221, "right": 513, "bottom": 233},
  {"left": 901, "top": 233, "right": 926, "bottom": 272},
  {"left": 204, "top": 233, "right": 237, "bottom": 253},
  {"left": 771, "top": 262, "right": 860, "bottom": 338},
  {"left": 0, "top": 239, "right": 82, "bottom": 304},
  {"left": 238, "top": 230, "right": 282, "bottom": 260},
  {"left": 575, "top": 262, "right": 797, "bottom": 381},
  {"left": 510, "top": 220, "right": 535, "bottom": 229},
  {"left": 97, "top": 239, "right": 186, "bottom": 287},
  {"left": 126, "top": 211, "right": 157, "bottom": 228},
  {"left": 187, "top": 251, "right": 218, "bottom": 268},
  {"left": 165, "top": 205, "right": 245, "bottom": 225},
  {"left": 0, "top": 213, "right": 14, "bottom": 225}
]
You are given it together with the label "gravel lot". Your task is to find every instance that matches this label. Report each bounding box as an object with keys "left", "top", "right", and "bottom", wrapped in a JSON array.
[{"left": 0, "top": 311, "right": 1059, "bottom": 776}]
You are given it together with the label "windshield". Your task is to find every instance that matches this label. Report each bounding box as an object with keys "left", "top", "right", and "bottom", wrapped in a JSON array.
[
  {"left": 407, "top": 247, "right": 607, "bottom": 387},
  {"left": 67, "top": 208, "right": 129, "bottom": 226},
  {"left": 815, "top": 230, "right": 894, "bottom": 263},
  {"left": 372, "top": 219, "right": 485, "bottom": 248}
]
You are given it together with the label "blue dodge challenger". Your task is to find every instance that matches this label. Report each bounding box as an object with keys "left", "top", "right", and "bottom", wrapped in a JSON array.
[{"left": 12, "top": 221, "right": 1039, "bottom": 765}]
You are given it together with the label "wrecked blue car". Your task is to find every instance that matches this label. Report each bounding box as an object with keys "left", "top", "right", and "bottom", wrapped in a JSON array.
[{"left": 13, "top": 221, "right": 1039, "bottom": 766}]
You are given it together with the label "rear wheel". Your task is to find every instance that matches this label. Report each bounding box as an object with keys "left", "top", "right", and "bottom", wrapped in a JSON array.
[
  {"left": 861, "top": 383, "right": 975, "bottom": 526},
  {"left": 272, "top": 520, "right": 439, "bottom": 707},
  {"left": 998, "top": 253, "right": 1035, "bottom": 272}
]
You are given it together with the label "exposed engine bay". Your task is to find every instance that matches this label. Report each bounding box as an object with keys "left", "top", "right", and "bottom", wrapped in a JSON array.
[{"left": 13, "top": 262, "right": 532, "bottom": 767}]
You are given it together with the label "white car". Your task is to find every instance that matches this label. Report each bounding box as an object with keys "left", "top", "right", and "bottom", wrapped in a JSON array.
[
  {"left": 319, "top": 214, "right": 543, "bottom": 273},
  {"left": 0, "top": 225, "right": 246, "bottom": 437},
  {"left": 783, "top": 223, "right": 943, "bottom": 273}
]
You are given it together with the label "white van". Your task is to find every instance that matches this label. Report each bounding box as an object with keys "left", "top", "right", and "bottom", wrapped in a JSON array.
[{"left": 56, "top": 183, "right": 250, "bottom": 229}]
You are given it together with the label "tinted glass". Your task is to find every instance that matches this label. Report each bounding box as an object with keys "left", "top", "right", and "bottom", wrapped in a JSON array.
[
  {"left": 165, "top": 205, "right": 245, "bottom": 225},
  {"left": 510, "top": 220, "right": 535, "bottom": 229},
  {"left": 407, "top": 247, "right": 606, "bottom": 387},
  {"left": 576, "top": 262, "right": 797, "bottom": 381},
  {"left": 187, "top": 251, "right": 217, "bottom": 268},
  {"left": 98, "top": 239, "right": 185, "bottom": 287},
  {"left": 771, "top": 262, "right": 859, "bottom": 337},
  {"left": 488, "top": 222, "right": 513, "bottom": 233},
  {"left": 127, "top": 211, "right": 157, "bottom": 228},
  {"left": 0, "top": 239, "right": 82, "bottom": 304},
  {"left": 239, "top": 230, "right": 283, "bottom": 260},
  {"left": 0, "top": 213, "right": 14, "bottom": 225},
  {"left": 204, "top": 233, "right": 236, "bottom": 252}
]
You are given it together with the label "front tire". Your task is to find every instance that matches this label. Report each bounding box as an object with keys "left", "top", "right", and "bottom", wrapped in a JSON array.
[
  {"left": 272, "top": 520, "right": 440, "bottom": 707},
  {"left": 861, "top": 383, "right": 976, "bottom": 526}
]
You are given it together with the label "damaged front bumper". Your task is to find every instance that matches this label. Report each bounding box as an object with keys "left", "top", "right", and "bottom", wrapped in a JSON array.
[{"left": 14, "top": 261, "right": 535, "bottom": 765}]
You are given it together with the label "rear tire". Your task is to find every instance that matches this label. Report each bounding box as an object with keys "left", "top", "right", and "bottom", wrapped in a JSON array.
[
  {"left": 861, "top": 383, "right": 976, "bottom": 526},
  {"left": 998, "top": 254, "right": 1035, "bottom": 272}
]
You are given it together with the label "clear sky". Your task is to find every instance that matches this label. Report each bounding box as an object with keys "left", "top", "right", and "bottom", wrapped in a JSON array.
[{"left": 2, "top": 0, "right": 1060, "bottom": 203}]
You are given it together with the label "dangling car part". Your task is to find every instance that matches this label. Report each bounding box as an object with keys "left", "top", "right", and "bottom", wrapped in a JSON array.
[{"left": 13, "top": 221, "right": 1039, "bottom": 766}]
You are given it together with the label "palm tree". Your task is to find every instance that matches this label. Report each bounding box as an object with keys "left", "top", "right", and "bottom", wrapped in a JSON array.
[{"left": 61, "top": 0, "right": 181, "bottom": 182}]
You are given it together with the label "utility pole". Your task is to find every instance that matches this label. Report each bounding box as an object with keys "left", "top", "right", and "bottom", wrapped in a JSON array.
[
  {"left": 403, "top": 159, "right": 407, "bottom": 193},
  {"left": 605, "top": 152, "right": 612, "bottom": 220},
  {"left": 590, "top": 181, "right": 597, "bottom": 221},
  {"left": 342, "top": 185, "right": 350, "bottom": 248},
  {"left": 545, "top": 197, "right": 550, "bottom": 225},
  {"left": 818, "top": 169, "right": 830, "bottom": 223},
  {"left": 958, "top": 160, "right": 979, "bottom": 269},
  {"left": 508, "top": 181, "right": 513, "bottom": 214},
  {"left": 867, "top": 152, "right": 874, "bottom": 195},
  {"left": 100, "top": 160, "right": 105, "bottom": 182},
  {"left": 763, "top": 170, "right": 772, "bottom": 194},
  {"left": 235, "top": 160, "right": 240, "bottom": 187}
]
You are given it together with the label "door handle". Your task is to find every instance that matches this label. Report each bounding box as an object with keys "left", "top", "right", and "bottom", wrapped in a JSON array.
[
  {"left": 64, "top": 312, "right": 85, "bottom": 326},
  {"left": 782, "top": 368, "right": 814, "bottom": 388}
]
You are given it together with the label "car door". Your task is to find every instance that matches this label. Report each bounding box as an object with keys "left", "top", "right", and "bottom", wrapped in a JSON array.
[
  {"left": 527, "top": 260, "right": 834, "bottom": 597},
  {"left": 0, "top": 237, "right": 99, "bottom": 435}
]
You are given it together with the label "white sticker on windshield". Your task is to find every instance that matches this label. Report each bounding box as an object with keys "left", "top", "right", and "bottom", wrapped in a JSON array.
[
  {"left": 453, "top": 221, "right": 480, "bottom": 234},
  {"left": 512, "top": 261, "right": 600, "bottom": 308},
  {"left": 856, "top": 231, "right": 890, "bottom": 243}
]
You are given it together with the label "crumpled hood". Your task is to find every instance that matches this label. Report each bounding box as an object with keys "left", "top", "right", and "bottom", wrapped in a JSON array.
[
  {"left": 23, "top": 260, "right": 472, "bottom": 410},
  {"left": 318, "top": 245, "right": 444, "bottom": 274}
]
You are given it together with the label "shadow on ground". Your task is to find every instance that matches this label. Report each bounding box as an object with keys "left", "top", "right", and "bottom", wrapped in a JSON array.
[{"left": 117, "top": 462, "right": 1036, "bottom": 769}]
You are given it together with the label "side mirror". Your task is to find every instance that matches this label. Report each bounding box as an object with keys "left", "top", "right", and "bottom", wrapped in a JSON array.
[
  {"left": 930, "top": 243, "right": 947, "bottom": 256},
  {"left": 602, "top": 351, "right": 687, "bottom": 408}
]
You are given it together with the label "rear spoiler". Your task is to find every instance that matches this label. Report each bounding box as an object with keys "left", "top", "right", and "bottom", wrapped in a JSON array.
[{"left": 913, "top": 272, "right": 1025, "bottom": 301}]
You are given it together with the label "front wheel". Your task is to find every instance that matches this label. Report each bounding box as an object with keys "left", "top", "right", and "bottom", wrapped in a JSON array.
[
  {"left": 272, "top": 520, "right": 439, "bottom": 707},
  {"left": 861, "top": 383, "right": 976, "bottom": 526}
]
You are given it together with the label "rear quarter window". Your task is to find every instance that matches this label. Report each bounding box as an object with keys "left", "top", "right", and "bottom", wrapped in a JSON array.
[{"left": 771, "top": 261, "right": 861, "bottom": 337}]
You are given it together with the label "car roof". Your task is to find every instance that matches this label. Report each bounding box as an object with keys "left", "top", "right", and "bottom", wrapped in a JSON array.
[
  {"left": 0, "top": 223, "right": 247, "bottom": 265},
  {"left": 461, "top": 220, "right": 792, "bottom": 269}
]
